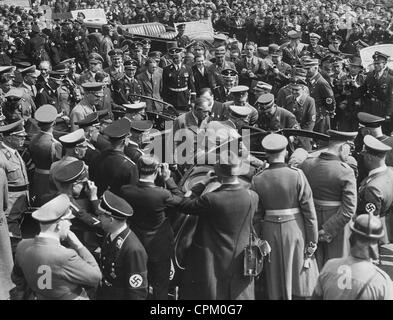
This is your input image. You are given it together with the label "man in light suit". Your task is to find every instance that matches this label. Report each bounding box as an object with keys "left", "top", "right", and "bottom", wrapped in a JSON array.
[
  {"left": 136, "top": 59, "right": 163, "bottom": 112},
  {"left": 235, "top": 41, "right": 267, "bottom": 87}
]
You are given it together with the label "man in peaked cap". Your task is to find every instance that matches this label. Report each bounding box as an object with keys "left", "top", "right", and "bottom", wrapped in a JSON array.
[
  {"left": 282, "top": 30, "right": 306, "bottom": 66},
  {"left": 112, "top": 59, "right": 143, "bottom": 106},
  {"left": 119, "top": 155, "right": 183, "bottom": 299},
  {"left": 207, "top": 44, "right": 236, "bottom": 91},
  {"left": 78, "top": 53, "right": 104, "bottom": 85},
  {"left": 19, "top": 65, "right": 40, "bottom": 99},
  {"left": 356, "top": 135, "right": 393, "bottom": 244},
  {"left": 304, "top": 32, "right": 327, "bottom": 60},
  {"left": 361, "top": 51, "right": 393, "bottom": 135},
  {"left": 266, "top": 42, "right": 292, "bottom": 96},
  {"left": 90, "top": 118, "right": 138, "bottom": 197},
  {"left": 100, "top": 24, "right": 114, "bottom": 68},
  {"left": 304, "top": 58, "right": 335, "bottom": 136},
  {"left": 300, "top": 130, "right": 358, "bottom": 269},
  {"left": 29, "top": 104, "right": 62, "bottom": 206},
  {"left": 11, "top": 194, "right": 102, "bottom": 300},
  {"left": 70, "top": 82, "right": 104, "bottom": 132},
  {"left": 276, "top": 67, "right": 309, "bottom": 108},
  {"left": 52, "top": 160, "right": 102, "bottom": 253},
  {"left": 221, "top": 85, "right": 258, "bottom": 125},
  {"left": 122, "top": 102, "right": 147, "bottom": 122},
  {"left": 104, "top": 49, "right": 124, "bottom": 82},
  {"left": 252, "top": 133, "right": 319, "bottom": 299},
  {"left": 312, "top": 212, "right": 393, "bottom": 300},
  {"left": 212, "top": 68, "right": 238, "bottom": 104},
  {"left": 255, "top": 92, "right": 299, "bottom": 132},
  {"left": 96, "top": 190, "right": 148, "bottom": 300},
  {"left": 0, "top": 120, "right": 29, "bottom": 252},
  {"left": 174, "top": 23, "right": 191, "bottom": 49},
  {"left": 179, "top": 150, "right": 258, "bottom": 299}
]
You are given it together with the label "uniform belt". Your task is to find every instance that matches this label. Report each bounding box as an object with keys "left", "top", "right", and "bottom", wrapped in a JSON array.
[
  {"left": 265, "top": 208, "right": 301, "bottom": 216},
  {"left": 8, "top": 184, "right": 29, "bottom": 192},
  {"left": 35, "top": 168, "right": 50, "bottom": 174},
  {"left": 314, "top": 199, "right": 342, "bottom": 206},
  {"left": 169, "top": 87, "right": 188, "bottom": 92}
]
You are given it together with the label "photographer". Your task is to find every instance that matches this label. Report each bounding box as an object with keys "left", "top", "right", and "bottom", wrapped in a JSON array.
[{"left": 119, "top": 155, "right": 183, "bottom": 300}]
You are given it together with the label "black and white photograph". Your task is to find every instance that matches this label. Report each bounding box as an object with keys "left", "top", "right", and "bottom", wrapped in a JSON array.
[{"left": 0, "top": 0, "right": 393, "bottom": 307}]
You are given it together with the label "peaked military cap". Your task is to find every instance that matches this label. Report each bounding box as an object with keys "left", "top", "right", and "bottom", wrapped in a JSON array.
[
  {"left": 130, "top": 120, "right": 153, "bottom": 132},
  {"left": 122, "top": 102, "right": 146, "bottom": 111},
  {"left": 55, "top": 160, "right": 88, "bottom": 184},
  {"left": 82, "top": 82, "right": 104, "bottom": 92},
  {"left": 35, "top": 104, "right": 58, "bottom": 123},
  {"left": 0, "top": 66, "right": 15, "bottom": 74},
  {"left": 0, "top": 119, "right": 26, "bottom": 136},
  {"left": 124, "top": 59, "right": 138, "bottom": 69},
  {"left": 20, "top": 65, "right": 40, "bottom": 77},
  {"left": 60, "top": 58, "right": 76, "bottom": 65},
  {"left": 303, "top": 58, "right": 319, "bottom": 68},
  {"left": 262, "top": 133, "right": 288, "bottom": 153},
  {"left": 88, "top": 52, "right": 104, "bottom": 63},
  {"left": 309, "top": 32, "right": 321, "bottom": 40},
  {"left": 99, "top": 190, "right": 133, "bottom": 219},
  {"left": 108, "top": 49, "right": 123, "bottom": 58},
  {"left": 363, "top": 134, "right": 392, "bottom": 155},
  {"left": 221, "top": 68, "right": 238, "bottom": 77},
  {"left": 75, "top": 112, "right": 99, "bottom": 128},
  {"left": 4, "top": 87, "right": 24, "bottom": 99},
  {"left": 290, "top": 77, "right": 307, "bottom": 88},
  {"left": 103, "top": 118, "right": 131, "bottom": 140},
  {"left": 59, "top": 129, "right": 87, "bottom": 148},
  {"left": 288, "top": 30, "right": 301, "bottom": 39},
  {"left": 148, "top": 51, "right": 162, "bottom": 58},
  {"left": 327, "top": 130, "right": 357, "bottom": 141},
  {"left": 256, "top": 93, "right": 275, "bottom": 106},
  {"left": 357, "top": 112, "right": 385, "bottom": 128},
  {"left": 228, "top": 105, "right": 252, "bottom": 118},
  {"left": 53, "top": 63, "right": 69, "bottom": 74},
  {"left": 32, "top": 194, "right": 74, "bottom": 223},
  {"left": 254, "top": 81, "right": 272, "bottom": 91},
  {"left": 372, "top": 51, "right": 389, "bottom": 61},
  {"left": 229, "top": 85, "right": 249, "bottom": 94}
]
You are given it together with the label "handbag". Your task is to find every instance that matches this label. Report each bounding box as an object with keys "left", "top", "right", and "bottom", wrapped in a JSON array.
[{"left": 243, "top": 190, "right": 271, "bottom": 277}]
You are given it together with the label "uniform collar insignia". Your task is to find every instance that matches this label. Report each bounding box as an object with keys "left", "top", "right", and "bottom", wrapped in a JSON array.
[{"left": 116, "top": 237, "right": 124, "bottom": 249}]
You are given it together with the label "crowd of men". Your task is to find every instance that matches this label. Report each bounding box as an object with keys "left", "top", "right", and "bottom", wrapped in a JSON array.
[{"left": 0, "top": 0, "right": 393, "bottom": 301}]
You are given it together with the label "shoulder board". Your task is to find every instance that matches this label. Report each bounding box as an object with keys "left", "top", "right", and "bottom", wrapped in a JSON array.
[
  {"left": 340, "top": 161, "right": 350, "bottom": 169},
  {"left": 254, "top": 167, "right": 268, "bottom": 176},
  {"left": 0, "top": 148, "right": 12, "bottom": 161},
  {"left": 122, "top": 154, "right": 135, "bottom": 165}
]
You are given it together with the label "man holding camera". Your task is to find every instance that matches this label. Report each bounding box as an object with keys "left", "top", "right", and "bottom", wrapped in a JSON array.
[{"left": 120, "top": 156, "right": 183, "bottom": 299}]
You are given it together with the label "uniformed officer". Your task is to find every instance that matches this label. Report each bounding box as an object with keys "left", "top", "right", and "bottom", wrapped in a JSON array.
[
  {"left": 255, "top": 93, "right": 299, "bottom": 132},
  {"left": 304, "top": 58, "right": 335, "bottom": 135},
  {"left": 70, "top": 82, "right": 104, "bottom": 131},
  {"left": 29, "top": 104, "right": 62, "bottom": 206},
  {"left": 303, "top": 33, "right": 327, "bottom": 60},
  {"left": 162, "top": 47, "right": 196, "bottom": 110},
  {"left": 300, "top": 130, "right": 358, "bottom": 269},
  {"left": 125, "top": 120, "right": 153, "bottom": 163},
  {"left": 265, "top": 44, "right": 292, "bottom": 96},
  {"left": 53, "top": 160, "right": 102, "bottom": 253},
  {"left": 357, "top": 135, "right": 393, "bottom": 244},
  {"left": 112, "top": 59, "right": 143, "bottom": 105},
  {"left": 78, "top": 53, "right": 104, "bottom": 85},
  {"left": 179, "top": 151, "right": 257, "bottom": 299},
  {"left": 122, "top": 102, "right": 147, "bottom": 122},
  {"left": 120, "top": 156, "right": 183, "bottom": 299},
  {"left": 19, "top": 65, "right": 40, "bottom": 100},
  {"left": 103, "top": 49, "right": 124, "bottom": 83},
  {"left": 48, "top": 129, "right": 88, "bottom": 193},
  {"left": 100, "top": 24, "right": 115, "bottom": 68},
  {"left": 252, "top": 133, "right": 318, "bottom": 300},
  {"left": 89, "top": 118, "right": 138, "bottom": 197},
  {"left": 251, "top": 81, "right": 272, "bottom": 105},
  {"left": 35, "top": 70, "right": 66, "bottom": 115},
  {"left": 361, "top": 51, "right": 393, "bottom": 135},
  {"left": 312, "top": 213, "right": 393, "bottom": 300},
  {"left": 96, "top": 190, "right": 148, "bottom": 300},
  {"left": 212, "top": 68, "right": 238, "bottom": 104},
  {"left": 11, "top": 194, "right": 102, "bottom": 300},
  {"left": 174, "top": 24, "right": 191, "bottom": 49},
  {"left": 222, "top": 85, "right": 259, "bottom": 125},
  {"left": 0, "top": 120, "right": 29, "bottom": 253}
]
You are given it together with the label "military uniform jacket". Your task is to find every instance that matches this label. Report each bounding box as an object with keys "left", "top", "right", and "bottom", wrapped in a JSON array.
[
  {"left": 361, "top": 69, "right": 393, "bottom": 118},
  {"left": 104, "top": 66, "right": 124, "bottom": 82},
  {"left": 29, "top": 131, "right": 62, "bottom": 171},
  {"left": 179, "top": 182, "right": 258, "bottom": 300},
  {"left": 308, "top": 72, "right": 335, "bottom": 120},
  {"left": 207, "top": 60, "right": 236, "bottom": 89},
  {"left": 120, "top": 179, "right": 183, "bottom": 262},
  {"left": 213, "top": 85, "right": 233, "bottom": 103},
  {"left": 284, "top": 94, "right": 316, "bottom": 131},
  {"left": 162, "top": 63, "right": 196, "bottom": 108},
  {"left": 257, "top": 105, "right": 298, "bottom": 132},
  {"left": 300, "top": 152, "right": 357, "bottom": 237},
  {"left": 302, "top": 44, "right": 327, "bottom": 59},
  {"left": 357, "top": 166, "right": 393, "bottom": 218},
  {"left": 222, "top": 101, "right": 259, "bottom": 126},
  {"left": 70, "top": 100, "right": 95, "bottom": 132},
  {"left": 35, "top": 82, "right": 59, "bottom": 110},
  {"left": 90, "top": 149, "right": 138, "bottom": 197},
  {"left": 313, "top": 255, "right": 393, "bottom": 300},
  {"left": 11, "top": 236, "right": 101, "bottom": 299},
  {"left": 112, "top": 75, "right": 144, "bottom": 105},
  {"left": 97, "top": 227, "right": 148, "bottom": 300},
  {"left": 77, "top": 70, "right": 96, "bottom": 85}
]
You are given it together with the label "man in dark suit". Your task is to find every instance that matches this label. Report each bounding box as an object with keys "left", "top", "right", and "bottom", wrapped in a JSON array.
[
  {"left": 212, "top": 68, "right": 238, "bottom": 104},
  {"left": 199, "top": 88, "right": 224, "bottom": 121},
  {"left": 179, "top": 151, "right": 258, "bottom": 300},
  {"left": 192, "top": 55, "right": 210, "bottom": 95},
  {"left": 162, "top": 48, "right": 196, "bottom": 110},
  {"left": 120, "top": 156, "right": 183, "bottom": 300},
  {"left": 136, "top": 59, "right": 163, "bottom": 112}
]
